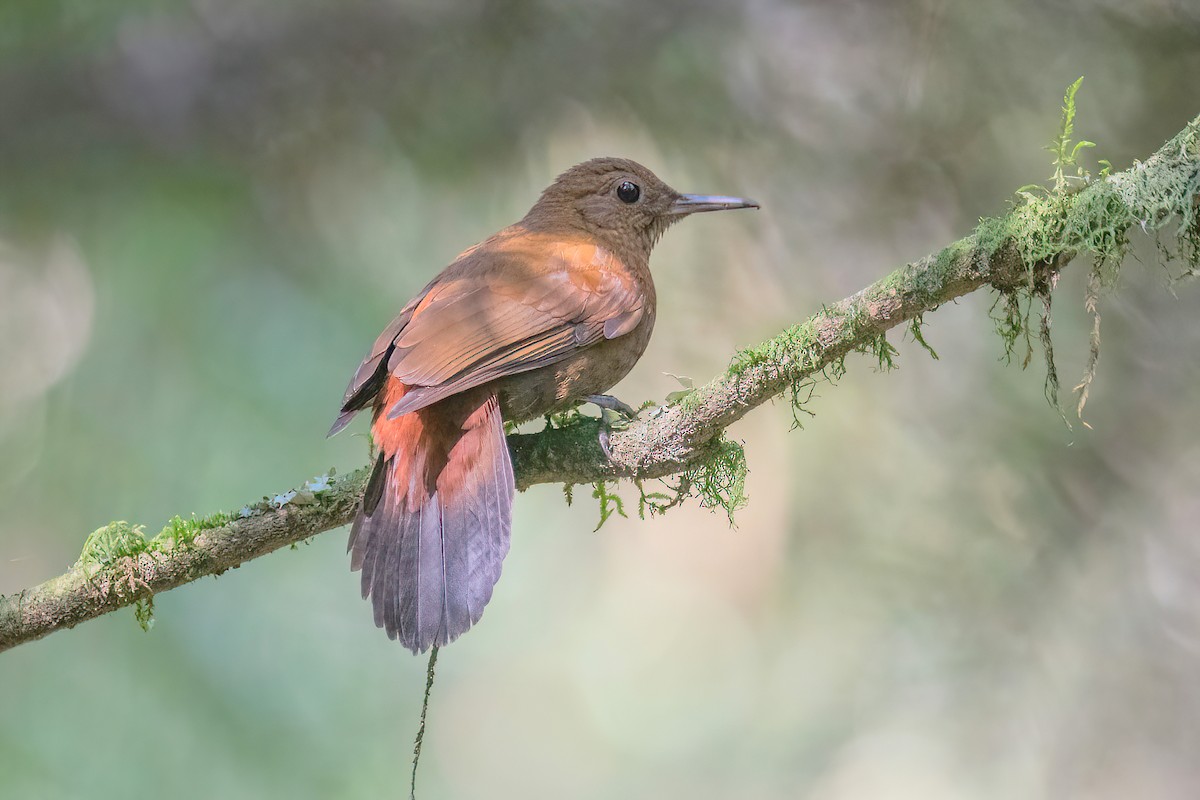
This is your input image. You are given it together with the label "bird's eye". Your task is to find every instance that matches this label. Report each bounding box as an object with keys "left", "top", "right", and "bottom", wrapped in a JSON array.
[{"left": 616, "top": 180, "right": 641, "bottom": 204}]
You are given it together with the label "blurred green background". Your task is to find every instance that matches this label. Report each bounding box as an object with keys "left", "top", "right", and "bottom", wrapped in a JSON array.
[{"left": 3, "top": 1, "right": 1200, "bottom": 798}]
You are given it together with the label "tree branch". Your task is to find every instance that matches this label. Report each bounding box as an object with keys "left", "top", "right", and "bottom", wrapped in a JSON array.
[{"left": 3, "top": 113, "right": 1197, "bottom": 654}]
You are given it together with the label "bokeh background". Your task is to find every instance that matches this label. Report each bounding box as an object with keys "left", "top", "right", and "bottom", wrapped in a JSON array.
[{"left": 3, "top": 2, "right": 1200, "bottom": 798}]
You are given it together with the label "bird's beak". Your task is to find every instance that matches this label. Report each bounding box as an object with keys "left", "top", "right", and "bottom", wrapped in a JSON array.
[{"left": 669, "top": 193, "right": 760, "bottom": 215}]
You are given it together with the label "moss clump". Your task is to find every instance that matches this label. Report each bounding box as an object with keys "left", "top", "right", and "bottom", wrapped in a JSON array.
[
  {"left": 76, "top": 521, "right": 159, "bottom": 632},
  {"left": 516, "top": 411, "right": 607, "bottom": 474},
  {"left": 76, "top": 521, "right": 149, "bottom": 573},
  {"left": 933, "top": 237, "right": 974, "bottom": 274},
  {"left": 151, "top": 511, "right": 234, "bottom": 550},
  {"left": 80, "top": 509, "right": 242, "bottom": 569},
  {"left": 727, "top": 316, "right": 824, "bottom": 379},
  {"left": 76, "top": 508, "right": 243, "bottom": 633}
]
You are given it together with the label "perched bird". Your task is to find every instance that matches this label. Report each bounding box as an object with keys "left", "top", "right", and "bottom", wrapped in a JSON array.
[{"left": 330, "top": 157, "right": 758, "bottom": 652}]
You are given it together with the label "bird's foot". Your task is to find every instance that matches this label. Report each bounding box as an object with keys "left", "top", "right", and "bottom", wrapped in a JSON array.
[
  {"left": 585, "top": 394, "right": 637, "bottom": 418},
  {"left": 587, "top": 395, "right": 638, "bottom": 461}
]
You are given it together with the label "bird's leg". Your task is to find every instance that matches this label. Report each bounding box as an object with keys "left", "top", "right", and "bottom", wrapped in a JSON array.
[{"left": 585, "top": 394, "right": 637, "bottom": 418}]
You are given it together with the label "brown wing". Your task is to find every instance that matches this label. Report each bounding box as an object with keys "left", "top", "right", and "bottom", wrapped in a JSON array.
[
  {"left": 329, "top": 234, "right": 644, "bottom": 432},
  {"left": 385, "top": 242, "right": 644, "bottom": 417}
]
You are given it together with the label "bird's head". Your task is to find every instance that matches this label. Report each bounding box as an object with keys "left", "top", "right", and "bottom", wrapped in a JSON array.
[{"left": 523, "top": 157, "right": 758, "bottom": 259}]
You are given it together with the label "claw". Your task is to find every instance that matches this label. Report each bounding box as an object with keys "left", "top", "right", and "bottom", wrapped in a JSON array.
[{"left": 598, "top": 426, "right": 613, "bottom": 460}]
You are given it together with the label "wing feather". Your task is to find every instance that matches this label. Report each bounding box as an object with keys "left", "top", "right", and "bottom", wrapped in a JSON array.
[
  {"left": 330, "top": 231, "right": 646, "bottom": 429},
  {"left": 385, "top": 240, "right": 644, "bottom": 414}
]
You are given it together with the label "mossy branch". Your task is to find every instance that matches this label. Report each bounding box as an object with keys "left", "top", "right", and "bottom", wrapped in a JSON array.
[{"left": 2, "top": 111, "right": 1198, "bottom": 655}]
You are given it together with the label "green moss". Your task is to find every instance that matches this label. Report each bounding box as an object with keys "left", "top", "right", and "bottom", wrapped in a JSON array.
[
  {"left": 625, "top": 435, "right": 749, "bottom": 525},
  {"left": 989, "top": 290, "right": 1034, "bottom": 367},
  {"left": 725, "top": 257, "right": 963, "bottom": 417},
  {"left": 545, "top": 408, "right": 586, "bottom": 429},
  {"left": 975, "top": 214, "right": 1014, "bottom": 258},
  {"left": 728, "top": 316, "right": 822, "bottom": 378},
  {"left": 79, "top": 508, "right": 240, "bottom": 568},
  {"left": 527, "top": 406, "right": 748, "bottom": 529},
  {"left": 969, "top": 91, "right": 1199, "bottom": 418},
  {"left": 520, "top": 412, "right": 607, "bottom": 473},
  {"left": 155, "top": 515, "right": 200, "bottom": 549},
  {"left": 933, "top": 238, "right": 973, "bottom": 273},
  {"left": 76, "top": 508, "right": 242, "bottom": 633},
  {"left": 75, "top": 521, "right": 160, "bottom": 632},
  {"left": 150, "top": 511, "right": 235, "bottom": 550},
  {"left": 713, "top": 97, "right": 1196, "bottom": 433},
  {"left": 860, "top": 332, "right": 899, "bottom": 372},
  {"left": 76, "top": 521, "right": 149, "bottom": 572},
  {"left": 908, "top": 314, "right": 940, "bottom": 360},
  {"left": 134, "top": 596, "right": 155, "bottom": 632},
  {"left": 686, "top": 436, "right": 749, "bottom": 524},
  {"left": 1048, "top": 77, "right": 1095, "bottom": 193},
  {"left": 591, "top": 480, "right": 627, "bottom": 531}
]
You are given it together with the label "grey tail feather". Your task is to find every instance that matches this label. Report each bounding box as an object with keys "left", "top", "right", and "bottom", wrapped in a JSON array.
[{"left": 348, "top": 395, "right": 514, "bottom": 653}]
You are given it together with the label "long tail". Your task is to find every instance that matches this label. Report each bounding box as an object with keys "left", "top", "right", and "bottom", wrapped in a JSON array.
[{"left": 349, "top": 378, "right": 514, "bottom": 653}]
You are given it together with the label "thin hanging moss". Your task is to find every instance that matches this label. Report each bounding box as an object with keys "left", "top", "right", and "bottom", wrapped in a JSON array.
[
  {"left": 684, "top": 435, "right": 749, "bottom": 524},
  {"left": 591, "top": 480, "right": 628, "bottom": 531},
  {"left": 608, "top": 434, "right": 749, "bottom": 527},
  {"left": 975, "top": 83, "right": 1199, "bottom": 417}
]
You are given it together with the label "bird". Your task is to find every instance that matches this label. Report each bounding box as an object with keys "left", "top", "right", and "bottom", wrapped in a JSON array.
[{"left": 329, "top": 157, "right": 758, "bottom": 653}]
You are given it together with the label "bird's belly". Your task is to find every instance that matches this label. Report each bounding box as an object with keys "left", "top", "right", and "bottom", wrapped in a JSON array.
[{"left": 496, "top": 318, "right": 654, "bottom": 422}]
